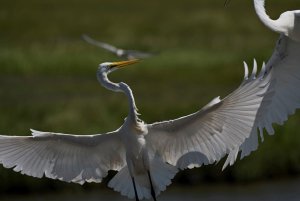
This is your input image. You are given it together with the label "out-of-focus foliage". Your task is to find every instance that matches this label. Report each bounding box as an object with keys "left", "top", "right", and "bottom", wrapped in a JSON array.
[{"left": 0, "top": 0, "right": 300, "bottom": 194}]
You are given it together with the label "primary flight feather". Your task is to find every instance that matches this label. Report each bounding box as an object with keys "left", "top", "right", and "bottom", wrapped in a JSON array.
[{"left": 0, "top": 1, "right": 299, "bottom": 201}]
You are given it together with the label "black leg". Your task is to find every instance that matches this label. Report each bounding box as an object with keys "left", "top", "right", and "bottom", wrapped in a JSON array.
[
  {"left": 147, "top": 171, "right": 157, "bottom": 201},
  {"left": 132, "top": 177, "right": 139, "bottom": 201}
]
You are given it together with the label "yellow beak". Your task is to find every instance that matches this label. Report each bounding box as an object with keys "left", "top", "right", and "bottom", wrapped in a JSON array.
[{"left": 110, "top": 59, "right": 139, "bottom": 69}]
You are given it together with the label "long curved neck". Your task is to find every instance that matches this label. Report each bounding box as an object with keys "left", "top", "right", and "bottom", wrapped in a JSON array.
[
  {"left": 97, "top": 69, "right": 139, "bottom": 122},
  {"left": 254, "top": 0, "right": 286, "bottom": 34}
]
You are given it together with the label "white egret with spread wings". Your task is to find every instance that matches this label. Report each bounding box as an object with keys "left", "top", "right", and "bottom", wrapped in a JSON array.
[{"left": 0, "top": 0, "right": 300, "bottom": 201}]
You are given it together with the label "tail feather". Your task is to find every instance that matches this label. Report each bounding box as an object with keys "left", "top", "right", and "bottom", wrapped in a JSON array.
[
  {"left": 151, "top": 157, "right": 178, "bottom": 193},
  {"left": 108, "top": 167, "right": 135, "bottom": 199},
  {"left": 108, "top": 166, "right": 152, "bottom": 200},
  {"left": 108, "top": 157, "right": 178, "bottom": 200}
]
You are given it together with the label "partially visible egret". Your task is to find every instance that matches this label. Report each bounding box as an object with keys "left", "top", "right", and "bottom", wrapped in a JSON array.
[
  {"left": 0, "top": 1, "right": 300, "bottom": 201},
  {"left": 82, "top": 34, "right": 154, "bottom": 60},
  {"left": 254, "top": 0, "right": 300, "bottom": 42},
  {"left": 224, "top": 0, "right": 300, "bottom": 167}
]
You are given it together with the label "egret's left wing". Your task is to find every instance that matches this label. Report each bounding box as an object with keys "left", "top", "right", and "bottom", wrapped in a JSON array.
[
  {"left": 146, "top": 63, "right": 272, "bottom": 169},
  {"left": 0, "top": 129, "right": 125, "bottom": 184}
]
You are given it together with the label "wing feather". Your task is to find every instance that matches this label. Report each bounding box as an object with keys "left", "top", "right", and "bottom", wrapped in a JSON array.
[
  {"left": 224, "top": 35, "right": 300, "bottom": 166},
  {"left": 146, "top": 64, "right": 271, "bottom": 169},
  {"left": 0, "top": 130, "right": 125, "bottom": 184}
]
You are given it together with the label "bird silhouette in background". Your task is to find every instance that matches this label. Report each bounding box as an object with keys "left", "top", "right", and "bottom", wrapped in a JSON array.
[{"left": 82, "top": 34, "right": 154, "bottom": 60}]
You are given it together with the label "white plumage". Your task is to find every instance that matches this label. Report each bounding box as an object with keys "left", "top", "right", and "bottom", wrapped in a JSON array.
[
  {"left": 0, "top": 1, "right": 299, "bottom": 200},
  {"left": 147, "top": 63, "right": 271, "bottom": 170},
  {"left": 224, "top": 0, "right": 300, "bottom": 168},
  {"left": 0, "top": 130, "right": 125, "bottom": 183},
  {"left": 254, "top": 0, "right": 300, "bottom": 42}
]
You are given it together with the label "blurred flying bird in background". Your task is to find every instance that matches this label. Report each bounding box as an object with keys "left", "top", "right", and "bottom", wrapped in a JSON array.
[
  {"left": 82, "top": 34, "right": 154, "bottom": 60},
  {"left": 0, "top": 0, "right": 300, "bottom": 201}
]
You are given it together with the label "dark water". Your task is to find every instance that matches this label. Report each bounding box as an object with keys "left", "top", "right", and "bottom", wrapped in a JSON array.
[{"left": 1, "top": 178, "right": 300, "bottom": 201}]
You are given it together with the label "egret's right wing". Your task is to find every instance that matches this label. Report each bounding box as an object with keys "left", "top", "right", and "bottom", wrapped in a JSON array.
[
  {"left": 0, "top": 129, "right": 125, "bottom": 184},
  {"left": 82, "top": 34, "right": 118, "bottom": 53}
]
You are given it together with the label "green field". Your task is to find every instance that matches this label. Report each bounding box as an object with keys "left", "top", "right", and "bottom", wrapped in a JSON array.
[{"left": 1, "top": 0, "right": 300, "bottom": 194}]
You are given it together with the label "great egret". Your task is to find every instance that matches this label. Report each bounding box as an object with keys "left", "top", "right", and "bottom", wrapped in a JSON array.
[
  {"left": 0, "top": 1, "right": 299, "bottom": 201},
  {"left": 0, "top": 58, "right": 272, "bottom": 201},
  {"left": 82, "top": 34, "right": 154, "bottom": 60}
]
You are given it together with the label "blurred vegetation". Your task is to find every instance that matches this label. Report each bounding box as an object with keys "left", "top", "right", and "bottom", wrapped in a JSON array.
[{"left": 0, "top": 0, "right": 300, "bottom": 195}]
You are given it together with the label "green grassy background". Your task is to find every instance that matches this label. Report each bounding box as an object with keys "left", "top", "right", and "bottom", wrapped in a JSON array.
[{"left": 0, "top": 0, "right": 300, "bottom": 194}]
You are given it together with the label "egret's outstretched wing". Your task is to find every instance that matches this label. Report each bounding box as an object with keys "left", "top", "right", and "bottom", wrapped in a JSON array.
[
  {"left": 224, "top": 34, "right": 300, "bottom": 167},
  {"left": 146, "top": 62, "right": 272, "bottom": 170},
  {"left": 0, "top": 129, "right": 125, "bottom": 184}
]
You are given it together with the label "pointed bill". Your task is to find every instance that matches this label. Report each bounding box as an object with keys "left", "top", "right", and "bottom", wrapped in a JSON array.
[{"left": 110, "top": 59, "right": 139, "bottom": 69}]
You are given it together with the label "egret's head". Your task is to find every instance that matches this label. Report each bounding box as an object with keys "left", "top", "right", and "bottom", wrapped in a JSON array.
[{"left": 99, "top": 59, "right": 139, "bottom": 74}]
